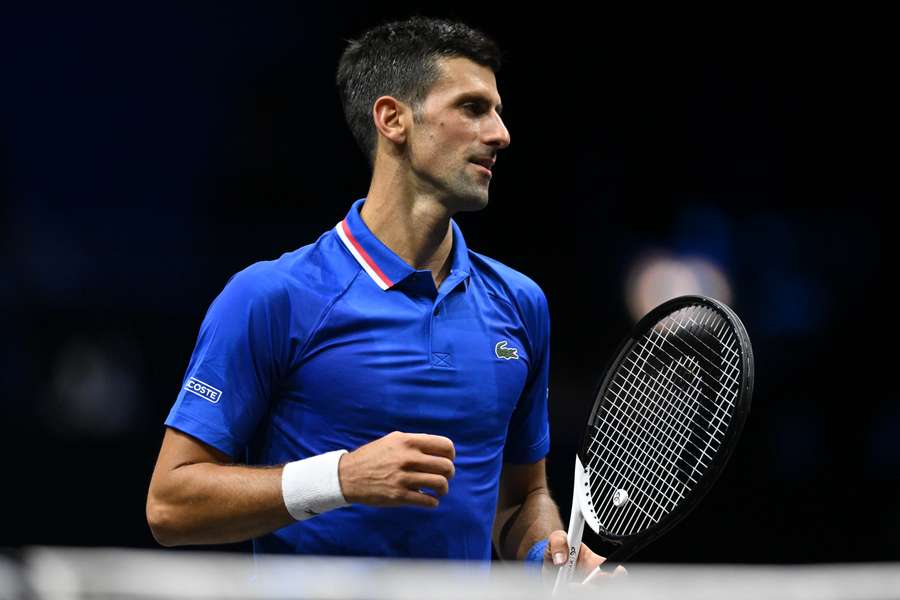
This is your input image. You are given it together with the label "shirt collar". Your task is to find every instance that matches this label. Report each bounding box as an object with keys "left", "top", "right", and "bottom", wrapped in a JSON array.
[{"left": 335, "top": 197, "right": 471, "bottom": 291}]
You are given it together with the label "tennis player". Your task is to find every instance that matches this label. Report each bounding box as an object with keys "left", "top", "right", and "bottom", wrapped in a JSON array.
[{"left": 146, "top": 15, "right": 621, "bottom": 586}]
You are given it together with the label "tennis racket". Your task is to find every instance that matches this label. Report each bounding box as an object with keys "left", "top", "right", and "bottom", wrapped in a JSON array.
[{"left": 552, "top": 295, "right": 754, "bottom": 593}]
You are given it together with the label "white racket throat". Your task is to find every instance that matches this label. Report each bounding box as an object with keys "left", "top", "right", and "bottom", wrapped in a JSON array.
[
  {"left": 575, "top": 454, "right": 602, "bottom": 534},
  {"left": 552, "top": 456, "right": 600, "bottom": 594}
]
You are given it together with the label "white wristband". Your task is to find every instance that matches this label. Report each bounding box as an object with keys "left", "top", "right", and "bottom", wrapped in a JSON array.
[{"left": 281, "top": 449, "right": 350, "bottom": 521}]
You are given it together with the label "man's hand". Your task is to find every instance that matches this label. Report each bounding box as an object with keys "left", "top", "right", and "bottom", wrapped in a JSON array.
[
  {"left": 338, "top": 431, "right": 456, "bottom": 509},
  {"left": 542, "top": 529, "right": 627, "bottom": 587}
]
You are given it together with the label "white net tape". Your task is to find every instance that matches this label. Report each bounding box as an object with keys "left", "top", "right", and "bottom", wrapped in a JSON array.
[{"left": 9, "top": 547, "right": 900, "bottom": 600}]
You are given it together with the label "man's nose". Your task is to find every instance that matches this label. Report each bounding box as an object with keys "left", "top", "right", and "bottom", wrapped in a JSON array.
[{"left": 486, "top": 111, "right": 511, "bottom": 149}]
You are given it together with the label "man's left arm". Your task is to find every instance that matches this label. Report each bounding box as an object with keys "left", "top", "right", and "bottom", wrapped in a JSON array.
[
  {"left": 492, "top": 458, "right": 563, "bottom": 561},
  {"left": 495, "top": 287, "right": 623, "bottom": 581},
  {"left": 492, "top": 459, "right": 624, "bottom": 582}
]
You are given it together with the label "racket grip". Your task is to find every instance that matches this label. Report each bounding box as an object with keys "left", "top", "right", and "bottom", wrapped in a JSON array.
[{"left": 551, "top": 481, "right": 586, "bottom": 595}]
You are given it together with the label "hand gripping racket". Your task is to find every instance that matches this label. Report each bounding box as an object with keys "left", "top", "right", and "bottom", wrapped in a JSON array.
[{"left": 552, "top": 295, "right": 754, "bottom": 593}]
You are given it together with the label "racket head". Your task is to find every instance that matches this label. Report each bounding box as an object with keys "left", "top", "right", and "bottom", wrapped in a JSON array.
[{"left": 576, "top": 295, "right": 753, "bottom": 560}]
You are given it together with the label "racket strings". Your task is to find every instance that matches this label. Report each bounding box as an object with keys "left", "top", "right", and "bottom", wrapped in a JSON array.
[
  {"left": 585, "top": 392, "right": 692, "bottom": 520},
  {"left": 582, "top": 454, "right": 659, "bottom": 523},
  {"left": 592, "top": 308, "right": 740, "bottom": 532},
  {"left": 633, "top": 307, "right": 740, "bottom": 437},
  {"left": 606, "top": 308, "right": 732, "bottom": 500},
  {"left": 644, "top": 311, "right": 741, "bottom": 413},
  {"left": 588, "top": 355, "right": 705, "bottom": 533},
  {"left": 596, "top": 314, "right": 728, "bottom": 477},
  {"left": 648, "top": 313, "right": 742, "bottom": 466},
  {"left": 617, "top": 351, "right": 717, "bottom": 463},
  {"left": 594, "top": 355, "right": 704, "bottom": 498},
  {"left": 584, "top": 305, "right": 743, "bottom": 537},
  {"left": 590, "top": 370, "right": 706, "bottom": 533},
  {"left": 651, "top": 316, "right": 741, "bottom": 394}
]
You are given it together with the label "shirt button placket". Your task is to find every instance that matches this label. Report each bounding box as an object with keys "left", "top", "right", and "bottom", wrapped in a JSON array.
[{"left": 431, "top": 300, "right": 451, "bottom": 368}]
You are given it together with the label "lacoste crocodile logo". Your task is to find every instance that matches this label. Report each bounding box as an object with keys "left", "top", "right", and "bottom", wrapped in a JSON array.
[{"left": 495, "top": 340, "right": 519, "bottom": 360}]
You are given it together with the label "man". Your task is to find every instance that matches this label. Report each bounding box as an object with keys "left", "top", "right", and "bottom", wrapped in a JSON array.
[{"left": 146, "top": 15, "right": 620, "bottom": 586}]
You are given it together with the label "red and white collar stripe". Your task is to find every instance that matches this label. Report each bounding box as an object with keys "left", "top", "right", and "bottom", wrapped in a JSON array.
[{"left": 335, "top": 220, "right": 394, "bottom": 290}]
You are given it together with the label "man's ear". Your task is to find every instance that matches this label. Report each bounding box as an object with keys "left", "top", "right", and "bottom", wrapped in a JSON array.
[{"left": 372, "top": 95, "right": 411, "bottom": 145}]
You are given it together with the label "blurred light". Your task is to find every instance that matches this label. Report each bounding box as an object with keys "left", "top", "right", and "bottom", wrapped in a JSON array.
[
  {"left": 625, "top": 251, "right": 733, "bottom": 320},
  {"left": 39, "top": 336, "right": 142, "bottom": 437}
]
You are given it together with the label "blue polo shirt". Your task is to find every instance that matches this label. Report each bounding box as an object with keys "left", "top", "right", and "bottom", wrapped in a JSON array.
[{"left": 164, "top": 197, "right": 551, "bottom": 561}]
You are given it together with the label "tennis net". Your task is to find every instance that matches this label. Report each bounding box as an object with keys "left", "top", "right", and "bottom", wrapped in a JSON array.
[{"left": 11, "top": 546, "right": 900, "bottom": 600}]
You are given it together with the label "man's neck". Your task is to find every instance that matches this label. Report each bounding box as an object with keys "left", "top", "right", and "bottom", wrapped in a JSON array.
[{"left": 359, "top": 191, "right": 454, "bottom": 289}]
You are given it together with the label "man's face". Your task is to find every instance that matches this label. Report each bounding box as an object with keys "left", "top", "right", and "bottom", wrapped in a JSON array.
[{"left": 405, "top": 56, "right": 511, "bottom": 212}]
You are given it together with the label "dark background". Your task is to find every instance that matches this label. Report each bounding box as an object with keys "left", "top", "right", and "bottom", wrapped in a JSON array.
[{"left": 1, "top": 5, "right": 895, "bottom": 563}]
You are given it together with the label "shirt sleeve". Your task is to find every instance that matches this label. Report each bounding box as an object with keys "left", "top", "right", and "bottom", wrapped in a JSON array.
[
  {"left": 503, "top": 286, "right": 551, "bottom": 464},
  {"left": 164, "top": 264, "right": 291, "bottom": 458}
]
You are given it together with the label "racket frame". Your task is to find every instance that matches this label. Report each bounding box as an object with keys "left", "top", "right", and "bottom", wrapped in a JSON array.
[{"left": 553, "top": 295, "right": 753, "bottom": 591}]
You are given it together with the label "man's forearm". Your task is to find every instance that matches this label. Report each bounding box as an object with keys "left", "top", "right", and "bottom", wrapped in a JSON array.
[
  {"left": 147, "top": 462, "right": 295, "bottom": 546},
  {"left": 494, "top": 488, "right": 564, "bottom": 561}
]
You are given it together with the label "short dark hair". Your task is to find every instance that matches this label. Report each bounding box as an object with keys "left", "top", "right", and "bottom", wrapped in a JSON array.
[{"left": 336, "top": 16, "right": 504, "bottom": 171}]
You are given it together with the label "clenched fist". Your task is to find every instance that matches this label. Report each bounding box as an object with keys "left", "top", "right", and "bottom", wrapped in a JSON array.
[{"left": 338, "top": 431, "right": 456, "bottom": 509}]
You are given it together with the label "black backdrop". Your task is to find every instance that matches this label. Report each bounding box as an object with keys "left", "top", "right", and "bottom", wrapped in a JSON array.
[{"left": 1, "top": 5, "right": 895, "bottom": 563}]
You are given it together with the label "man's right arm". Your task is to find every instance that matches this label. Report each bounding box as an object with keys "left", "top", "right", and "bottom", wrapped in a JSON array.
[
  {"left": 146, "top": 427, "right": 294, "bottom": 546},
  {"left": 146, "top": 428, "right": 456, "bottom": 547}
]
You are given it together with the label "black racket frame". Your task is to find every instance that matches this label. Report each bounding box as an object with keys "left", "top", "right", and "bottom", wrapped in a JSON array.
[{"left": 576, "top": 295, "right": 754, "bottom": 563}]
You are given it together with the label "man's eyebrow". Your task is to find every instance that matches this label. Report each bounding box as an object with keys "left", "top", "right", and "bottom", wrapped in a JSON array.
[{"left": 456, "top": 92, "right": 503, "bottom": 115}]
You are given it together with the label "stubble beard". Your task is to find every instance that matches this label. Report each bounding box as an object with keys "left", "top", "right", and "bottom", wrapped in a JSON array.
[
  {"left": 448, "top": 165, "right": 490, "bottom": 213},
  {"left": 413, "top": 157, "right": 491, "bottom": 214}
]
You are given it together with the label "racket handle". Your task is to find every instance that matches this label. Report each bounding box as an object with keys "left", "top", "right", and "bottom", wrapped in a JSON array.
[{"left": 551, "top": 481, "right": 586, "bottom": 595}]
